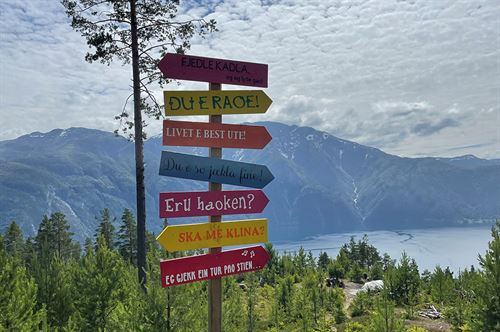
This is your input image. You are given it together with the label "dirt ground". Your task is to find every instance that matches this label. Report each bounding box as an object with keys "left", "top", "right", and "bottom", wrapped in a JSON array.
[
  {"left": 404, "top": 317, "right": 451, "bottom": 331},
  {"left": 342, "top": 281, "right": 363, "bottom": 315},
  {"left": 341, "top": 281, "right": 451, "bottom": 331}
]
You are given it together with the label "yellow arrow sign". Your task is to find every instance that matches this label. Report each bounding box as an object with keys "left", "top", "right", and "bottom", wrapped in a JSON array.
[
  {"left": 156, "top": 219, "right": 268, "bottom": 251},
  {"left": 163, "top": 90, "right": 272, "bottom": 116}
]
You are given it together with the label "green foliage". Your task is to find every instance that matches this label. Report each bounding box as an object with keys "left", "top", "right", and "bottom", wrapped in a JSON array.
[
  {"left": 32, "top": 255, "right": 75, "bottom": 328},
  {"left": 344, "top": 321, "right": 367, "bottom": 332},
  {"left": 384, "top": 252, "right": 421, "bottom": 316},
  {"left": 0, "top": 251, "right": 46, "bottom": 330},
  {"left": 3, "top": 220, "right": 24, "bottom": 256},
  {"left": 350, "top": 291, "right": 374, "bottom": 317},
  {"left": 260, "top": 242, "right": 279, "bottom": 285},
  {"left": 246, "top": 272, "right": 259, "bottom": 331},
  {"left": 444, "top": 268, "right": 481, "bottom": 331},
  {"left": 328, "top": 258, "right": 345, "bottom": 281},
  {"left": 223, "top": 278, "right": 246, "bottom": 332},
  {"left": 318, "top": 251, "right": 330, "bottom": 271},
  {"left": 370, "top": 262, "right": 384, "bottom": 281},
  {"left": 35, "top": 213, "right": 78, "bottom": 260},
  {"left": 73, "top": 235, "right": 131, "bottom": 330},
  {"left": 95, "top": 208, "right": 116, "bottom": 250},
  {"left": 472, "top": 221, "right": 500, "bottom": 332},
  {"left": 338, "top": 235, "right": 386, "bottom": 280},
  {"left": 4, "top": 211, "right": 500, "bottom": 331},
  {"left": 61, "top": 0, "right": 217, "bottom": 133},
  {"left": 294, "top": 246, "right": 308, "bottom": 276},
  {"left": 116, "top": 208, "right": 137, "bottom": 265},
  {"left": 349, "top": 263, "right": 365, "bottom": 283},
  {"left": 326, "top": 287, "right": 347, "bottom": 324},
  {"left": 368, "top": 290, "right": 405, "bottom": 332},
  {"left": 406, "top": 326, "right": 429, "bottom": 332},
  {"left": 430, "top": 265, "right": 454, "bottom": 305}
]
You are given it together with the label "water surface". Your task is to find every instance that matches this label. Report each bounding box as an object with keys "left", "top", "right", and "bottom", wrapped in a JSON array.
[{"left": 274, "top": 226, "right": 493, "bottom": 274}]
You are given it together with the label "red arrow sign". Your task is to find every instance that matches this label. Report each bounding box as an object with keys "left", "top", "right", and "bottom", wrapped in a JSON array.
[
  {"left": 157, "top": 53, "right": 268, "bottom": 87},
  {"left": 163, "top": 120, "right": 272, "bottom": 149},
  {"left": 160, "top": 245, "right": 270, "bottom": 287},
  {"left": 159, "top": 190, "right": 269, "bottom": 218}
]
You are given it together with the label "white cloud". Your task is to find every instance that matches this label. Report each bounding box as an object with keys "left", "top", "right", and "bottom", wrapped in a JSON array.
[{"left": 0, "top": 0, "right": 499, "bottom": 158}]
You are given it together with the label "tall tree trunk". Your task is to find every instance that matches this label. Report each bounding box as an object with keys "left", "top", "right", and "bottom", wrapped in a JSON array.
[{"left": 129, "top": 0, "right": 147, "bottom": 291}]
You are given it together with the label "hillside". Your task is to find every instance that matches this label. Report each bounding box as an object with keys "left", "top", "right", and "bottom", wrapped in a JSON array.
[{"left": 0, "top": 122, "right": 498, "bottom": 241}]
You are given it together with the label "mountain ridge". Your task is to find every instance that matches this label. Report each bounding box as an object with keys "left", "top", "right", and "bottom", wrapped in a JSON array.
[{"left": 1, "top": 122, "right": 498, "bottom": 242}]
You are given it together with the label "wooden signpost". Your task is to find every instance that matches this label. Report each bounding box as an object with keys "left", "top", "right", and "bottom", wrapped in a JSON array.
[
  {"left": 163, "top": 120, "right": 272, "bottom": 149},
  {"left": 159, "top": 190, "right": 269, "bottom": 218},
  {"left": 159, "top": 151, "right": 274, "bottom": 189},
  {"left": 157, "top": 52, "right": 271, "bottom": 332},
  {"left": 163, "top": 90, "right": 272, "bottom": 116},
  {"left": 157, "top": 53, "right": 268, "bottom": 87},
  {"left": 160, "top": 245, "right": 270, "bottom": 287},
  {"left": 156, "top": 218, "right": 268, "bottom": 252}
]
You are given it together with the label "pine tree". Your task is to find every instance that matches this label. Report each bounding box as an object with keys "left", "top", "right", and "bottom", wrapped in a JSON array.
[
  {"left": 306, "top": 251, "right": 316, "bottom": 270},
  {"left": 318, "top": 252, "right": 330, "bottom": 271},
  {"left": 222, "top": 278, "right": 245, "bottom": 332},
  {"left": 95, "top": 208, "right": 116, "bottom": 250},
  {"left": 34, "top": 213, "right": 77, "bottom": 260},
  {"left": 295, "top": 247, "right": 307, "bottom": 276},
  {"left": 473, "top": 221, "right": 500, "bottom": 331},
  {"left": 430, "top": 265, "right": 454, "bottom": 305},
  {"left": 246, "top": 273, "right": 258, "bottom": 332},
  {"left": 116, "top": 208, "right": 137, "bottom": 264},
  {"left": 386, "top": 252, "right": 420, "bottom": 307},
  {"left": 3, "top": 221, "right": 24, "bottom": 257},
  {"left": 51, "top": 212, "right": 76, "bottom": 259},
  {"left": 73, "top": 235, "right": 131, "bottom": 330},
  {"left": 61, "top": 0, "right": 217, "bottom": 289},
  {"left": 261, "top": 242, "right": 278, "bottom": 285},
  {"left": 369, "top": 289, "right": 405, "bottom": 332},
  {"left": 35, "top": 214, "right": 56, "bottom": 255},
  {"left": 33, "top": 255, "right": 75, "bottom": 328},
  {"left": 336, "top": 248, "right": 351, "bottom": 276},
  {"left": 0, "top": 249, "right": 46, "bottom": 330},
  {"left": 84, "top": 237, "right": 93, "bottom": 255}
]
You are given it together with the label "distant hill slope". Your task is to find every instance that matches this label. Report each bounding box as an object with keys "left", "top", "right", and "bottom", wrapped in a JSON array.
[{"left": 1, "top": 122, "right": 498, "bottom": 241}]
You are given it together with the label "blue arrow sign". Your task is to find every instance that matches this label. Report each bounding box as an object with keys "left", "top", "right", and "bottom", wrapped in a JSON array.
[{"left": 159, "top": 151, "right": 274, "bottom": 189}]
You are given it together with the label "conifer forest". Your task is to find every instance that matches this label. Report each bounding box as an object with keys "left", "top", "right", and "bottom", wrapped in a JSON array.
[{"left": 1, "top": 210, "right": 499, "bottom": 331}]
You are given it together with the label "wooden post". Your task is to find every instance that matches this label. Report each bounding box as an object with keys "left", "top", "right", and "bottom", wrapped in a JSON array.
[{"left": 208, "top": 82, "right": 222, "bottom": 332}]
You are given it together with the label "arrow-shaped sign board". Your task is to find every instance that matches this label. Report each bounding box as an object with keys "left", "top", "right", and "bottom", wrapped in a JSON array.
[
  {"left": 163, "top": 90, "right": 272, "bottom": 116},
  {"left": 159, "top": 190, "right": 269, "bottom": 218},
  {"left": 159, "top": 151, "right": 274, "bottom": 189},
  {"left": 160, "top": 245, "right": 270, "bottom": 287},
  {"left": 163, "top": 120, "right": 272, "bottom": 149},
  {"left": 156, "top": 219, "right": 268, "bottom": 252},
  {"left": 157, "top": 53, "right": 268, "bottom": 87}
]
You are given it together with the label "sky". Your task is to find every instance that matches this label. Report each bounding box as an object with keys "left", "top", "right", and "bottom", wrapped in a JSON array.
[{"left": 0, "top": 0, "right": 499, "bottom": 158}]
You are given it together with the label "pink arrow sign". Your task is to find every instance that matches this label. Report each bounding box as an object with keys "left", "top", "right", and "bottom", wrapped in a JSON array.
[
  {"left": 159, "top": 190, "right": 269, "bottom": 218},
  {"left": 157, "top": 53, "right": 268, "bottom": 87},
  {"left": 160, "top": 245, "right": 270, "bottom": 287}
]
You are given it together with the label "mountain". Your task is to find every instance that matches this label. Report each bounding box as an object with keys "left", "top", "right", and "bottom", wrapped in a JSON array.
[{"left": 1, "top": 122, "right": 498, "bottom": 242}]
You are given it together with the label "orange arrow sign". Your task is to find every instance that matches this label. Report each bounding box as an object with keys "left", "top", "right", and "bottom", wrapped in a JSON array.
[{"left": 163, "top": 120, "right": 272, "bottom": 149}]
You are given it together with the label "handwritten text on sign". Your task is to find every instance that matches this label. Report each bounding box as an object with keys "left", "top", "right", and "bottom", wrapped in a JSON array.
[
  {"left": 159, "top": 190, "right": 269, "bottom": 218},
  {"left": 158, "top": 151, "right": 274, "bottom": 189},
  {"left": 157, "top": 53, "right": 268, "bottom": 87},
  {"left": 163, "top": 90, "right": 272, "bottom": 116},
  {"left": 160, "top": 246, "right": 270, "bottom": 287},
  {"left": 163, "top": 120, "right": 272, "bottom": 149},
  {"left": 156, "top": 219, "right": 268, "bottom": 251}
]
